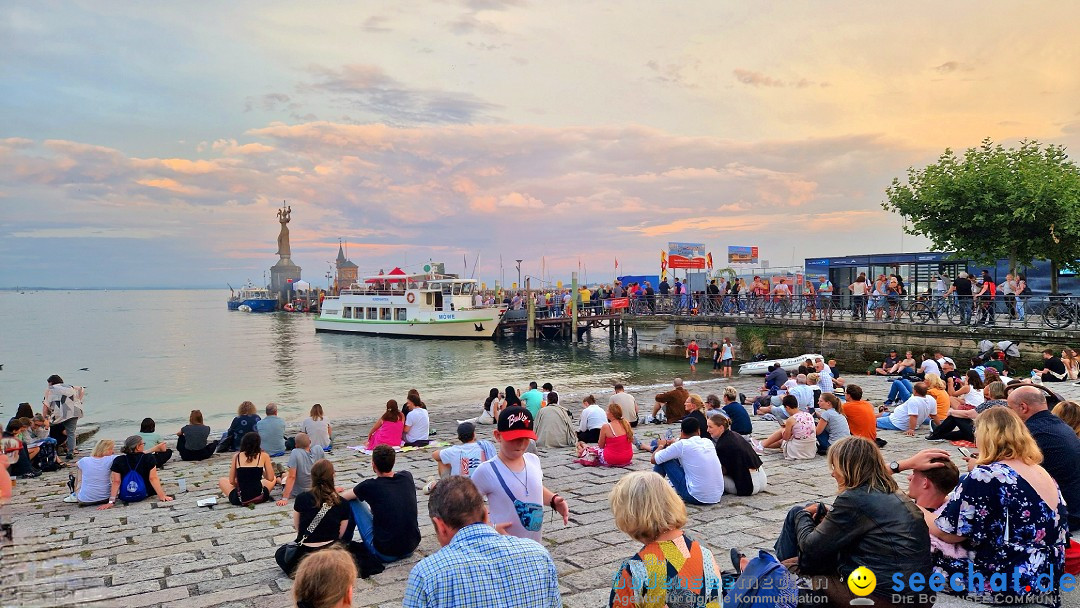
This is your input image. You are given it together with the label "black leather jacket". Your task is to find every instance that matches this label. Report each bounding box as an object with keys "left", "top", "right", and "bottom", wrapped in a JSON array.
[{"left": 795, "top": 485, "right": 931, "bottom": 585}]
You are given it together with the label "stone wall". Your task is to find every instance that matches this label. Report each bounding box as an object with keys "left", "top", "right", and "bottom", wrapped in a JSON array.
[{"left": 627, "top": 316, "right": 1080, "bottom": 373}]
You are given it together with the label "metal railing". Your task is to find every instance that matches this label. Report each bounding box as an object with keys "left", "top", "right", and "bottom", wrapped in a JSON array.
[{"left": 623, "top": 293, "right": 1080, "bottom": 330}]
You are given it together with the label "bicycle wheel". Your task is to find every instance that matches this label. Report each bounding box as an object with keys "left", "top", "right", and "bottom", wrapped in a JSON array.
[
  {"left": 945, "top": 303, "right": 965, "bottom": 326},
  {"left": 1043, "top": 303, "right": 1073, "bottom": 329},
  {"left": 908, "top": 302, "right": 935, "bottom": 325}
]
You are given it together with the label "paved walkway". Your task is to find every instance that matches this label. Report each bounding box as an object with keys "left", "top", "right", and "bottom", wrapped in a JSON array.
[{"left": 2, "top": 375, "right": 1077, "bottom": 607}]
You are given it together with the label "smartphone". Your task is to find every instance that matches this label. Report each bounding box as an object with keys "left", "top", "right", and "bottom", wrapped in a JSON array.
[{"left": 958, "top": 447, "right": 973, "bottom": 458}]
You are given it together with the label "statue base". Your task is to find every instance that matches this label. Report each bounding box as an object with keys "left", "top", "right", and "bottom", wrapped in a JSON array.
[{"left": 270, "top": 257, "right": 302, "bottom": 301}]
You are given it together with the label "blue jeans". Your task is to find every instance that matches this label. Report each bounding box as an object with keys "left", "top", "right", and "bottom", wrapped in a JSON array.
[
  {"left": 653, "top": 460, "right": 708, "bottom": 505},
  {"left": 886, "top": 378, "right": 913, "bottom": 403},
  {"left": 345, "top": 500, "right": 410, "bottom": 563},
  {"left": 816, "top": 432, "right": 831, "bottom": 453},
  {"left": 959, "top": 297, "right": 973, "bottom": 325},
  {"left": 876, "top": 417, "right": 903, "bottom": 431},
  {"left": 774, "top": 505, "right": 807, "bottom": 561}
]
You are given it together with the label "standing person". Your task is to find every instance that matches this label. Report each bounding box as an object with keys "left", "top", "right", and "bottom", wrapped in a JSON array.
[
  {"left": 275, "top": 433, "right": 325, "bottom": 506},
  {"left": 255, "top": 403, "right": 288, "bottom": 457},
  {"left": 849, "top": 274, "right": 868, "bottom": 321},
  {"left": 944, "top": 271, "right": 974, "bottom": 326},
  {"left": 644, "top": 281, "right": 656, "bottom": 313},
  {"left": 576, "top": 395, "right": 606, "bottom": 443},
  {"left": 340, "top": 444, "right": 421, "bottom": 564},
  {"left": 101, "top": 436, "right": 173, "bottom": 509},
  {"left": 471, "top": 407, "right": 569, "bottom": 541},
  {"left": 816, "top": 275, "right": 833, "bottom": 320},
  {"left": 813, "top": 394, "right": 850, "bottom": 455},
  {"left": 973, "top": 271, "right": 996, "bottom": 327},
  {"left": 609, "top": 384, "right": 639, "bottom": 427},
  {"left": 707, "top": 414, "right": 766, "bottom": 496},
  {"left": 720, "top": 338, "right": 734, "bottom": 378},
  {"left": 365, "top": 400, "right": 405, "bottom": 450},
  {"left": 136, "top": 418, "right": 172, "bottom": 469},
  {"left": 520, "top": 381, "right": 544, "bottom": 418},
  {"left": 403, "top": 476, "right": 561, "bottom": 608},
  {"left": 804, "top": 277, "right": 817, "bottom": 321},
  {"left": 574, "top": 403, "right": 634, "bottom": 467},
  {"left": 1015, "top": 272, "right": 1028, "bottom": 321},
  {"left": 42, "top": 375, "right": 81, "bottom": 460},
  {"left": 402, "top": 394, "right": 430, "bottom": 447},
  {"left": 302, "top": 403, "right": 332, "bottom": 450},
  {"left": 650, "top": 417, "right": 724, "bottom": 505},
  {"left": 176, "top": 410, "right": 218, "bottom": 461},
  {"left": 217, "top": 432, "right": 276, "bottom": 506},
  {"left": 685, "top": 339, "right": 699, "bottom": 373},
  {"left": 710, "top": 341, "right": 722, "bottom": 374},
  {"left": 871, "top": 274, "right": 888, "bottom": 322},
  {"left": 608, "top": 471, "right": 722, "bottom": 607},
  {"left": 224, "top": 401, "right": 261, "bottom": 452},
  {"left": 1001, "top": 272, "right": 1017, "bottom": 320}
]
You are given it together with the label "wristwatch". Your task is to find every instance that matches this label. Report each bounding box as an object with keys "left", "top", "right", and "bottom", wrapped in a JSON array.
[{"left": 889, "top": 461, "right": 901, "bottom": 474}]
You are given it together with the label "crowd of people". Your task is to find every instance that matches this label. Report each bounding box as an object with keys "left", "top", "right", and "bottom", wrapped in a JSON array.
[{"left": 6, "top": 352, "right": 1080, "bottom": 608}]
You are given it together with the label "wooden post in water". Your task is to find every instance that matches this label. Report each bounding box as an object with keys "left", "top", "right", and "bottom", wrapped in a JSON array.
[
  {"left": 526, "top": 278, "right": 535, "bottom": 341},
  {"left": 571, "top": 272, "right": 579, "bottom": 344}
]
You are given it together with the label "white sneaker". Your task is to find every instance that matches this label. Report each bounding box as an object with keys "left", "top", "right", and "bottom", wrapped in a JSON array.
[{"left": 63, "top": 494, "right": 79, "bottom": 503}]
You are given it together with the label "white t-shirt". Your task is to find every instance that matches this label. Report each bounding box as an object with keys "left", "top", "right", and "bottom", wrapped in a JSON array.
[
  {"left": 579, "top": 404, "right": 607, "bottom": 433},
  {"left": 439, "top": 442, "right": 487, "bottom": 476},
  {"left": 609, "top": 392, "right": 638, "bottom": 423},
  {"left": 817, "top": 367, "right": 835, "bottom": 393},
  {"left": 919, "top": 359, "right": 940, "bottom": 376},
  {"left": 653, "top": 436, "right": 724, "bottom": 504},
  {"left": 889, "top": 396, "right": 936, "bottom": 431},
  {"left": 404, "top": 408, "right": 430, "bottom": 443},
  {"left": 850, "top": 281, "right": 868, "bottom": 296},
  {"left": 472, "top": 453, "right": 544, "bottom": 541},
  {"left": 77, "top": 455, "right": 117, "bottom": 503},
  {"left": 301, "top": 417, "right": 331, "bottom": 448},
  {"left": 964, "top": 390, "right": 985, "bottom": 408},
  {"left": 788, "top": 385, "right": 815, "bottom": 409}
]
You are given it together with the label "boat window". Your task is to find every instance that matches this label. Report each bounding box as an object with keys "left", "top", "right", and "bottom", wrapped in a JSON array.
[
  {"left": 442, "top": 283, "right": 453, "bottom": 295},
  {"left": 395, "top": 308, "right": 407, "bottom": 321},
  {"left": 426, "top": 293, "right": 434, "bottom": 306},
  {"left": 380, "top": 308, "right": 391, "bottom": 320},
  {"left": 461, "top": 283, "right": 474, "bottom": 295},
  {"left": 451, "top": 283, "right": 461, "bottom": 295},
  {"left": 343, "top": 307, "right": 352, "bottom": 319},
  {"left": 366, "top": 307, "right": 377, "bottom": 320}
]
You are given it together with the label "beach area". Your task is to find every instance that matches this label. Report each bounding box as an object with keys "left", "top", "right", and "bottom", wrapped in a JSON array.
[{"left": 5, "top": 373, "right": 1079, "bottom": 608}]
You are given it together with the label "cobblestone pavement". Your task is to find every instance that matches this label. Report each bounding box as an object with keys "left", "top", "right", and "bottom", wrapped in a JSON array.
[{"left": 2, "top": 374, "right": 1078, "bottom": 607}]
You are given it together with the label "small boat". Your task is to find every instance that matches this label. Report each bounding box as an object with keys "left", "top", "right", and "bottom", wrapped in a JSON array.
[
  {"left": 738, "top": 353, "right": 823, "bottom": 376},
  {"left": 227, "top": 284, "right": 278, "bottom": 312},
  {"left": 238, "top": 304, "right": 252, "bottom": 313},
  {"left": 315, "top": 270, "right": 502, "bottom": 339}
]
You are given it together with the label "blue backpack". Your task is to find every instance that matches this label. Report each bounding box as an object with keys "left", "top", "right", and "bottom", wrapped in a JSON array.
[
  {"left": 724, "top": 550, "right": 798, "bottom": 608},
  {"left": 117, "top": 455, "right": 148, "bottom": 502}
]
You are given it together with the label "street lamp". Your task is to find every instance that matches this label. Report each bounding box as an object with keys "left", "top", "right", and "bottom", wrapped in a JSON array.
[{"left": 515, "top": 259, "right": 523, "bottom": 289}]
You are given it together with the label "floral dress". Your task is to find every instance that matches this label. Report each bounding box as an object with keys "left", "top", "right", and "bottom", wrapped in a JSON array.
[{"left": 935, "top": 462, "right": 1067, "bottom": 606}]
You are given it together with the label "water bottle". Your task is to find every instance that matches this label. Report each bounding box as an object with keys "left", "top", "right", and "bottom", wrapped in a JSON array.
[{"left": 177, "top": 478, "right": 187, "bottom": 493}]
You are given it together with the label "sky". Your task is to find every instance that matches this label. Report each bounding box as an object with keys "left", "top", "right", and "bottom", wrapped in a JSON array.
[{"left": 4, "top": 1, "right": 1080, "bottom": 288}]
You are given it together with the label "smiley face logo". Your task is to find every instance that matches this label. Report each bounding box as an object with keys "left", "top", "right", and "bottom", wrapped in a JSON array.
[{"left": 847, "top": 566, "right": 877, "bottom": 597}]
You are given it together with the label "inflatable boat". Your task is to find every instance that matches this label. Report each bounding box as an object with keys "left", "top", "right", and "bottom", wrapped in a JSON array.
[{"left": 738, "top": 353, "right": 824, "bottom": 376}]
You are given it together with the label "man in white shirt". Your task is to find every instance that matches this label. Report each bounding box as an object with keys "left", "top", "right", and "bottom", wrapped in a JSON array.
[
  {"left": 788, "top": 375, "right": 815, "bottom": 410},
  {"left": 426, "top": 422, "right": 496, "bottom": 494},
  {"left": 576, "top": 396, "right": 607, "bottom": 443},
  {"left": 609, "top": 384, "right": 639, "bottom": 427},
  {"left": 877, "top": 382, "right": 935, "bottom": 436},
  {"left": 651, "top": 417, "right": 723, "bottom": 505}
]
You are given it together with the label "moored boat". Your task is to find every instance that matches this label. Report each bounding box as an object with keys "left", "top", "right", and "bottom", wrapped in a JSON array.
[
  {"left": 315, "top": 272, "right": 502, "bottom": 339},
  {"left": 738, "top": 353, "right": 823, "bottom": 376},
  {"left": 227, "top": 285, "right": 278, "bottom": 312}
]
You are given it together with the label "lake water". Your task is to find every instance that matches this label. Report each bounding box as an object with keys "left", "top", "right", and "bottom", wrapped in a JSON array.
[{"left": 0, "top": 290, "right": 687, "bottom": 436}]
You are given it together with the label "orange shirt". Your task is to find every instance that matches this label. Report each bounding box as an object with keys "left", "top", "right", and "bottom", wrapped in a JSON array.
[
  {"left": 842, "top": 400, "right": 877, "bottom": 440},
  {"left": 928, "top": 388, "right": 950, "bottom": 422}
]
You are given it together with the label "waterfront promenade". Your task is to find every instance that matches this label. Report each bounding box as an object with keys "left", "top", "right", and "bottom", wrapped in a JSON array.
[{"left": 3, "top": 376, "right": 1078, "bottom": 607}]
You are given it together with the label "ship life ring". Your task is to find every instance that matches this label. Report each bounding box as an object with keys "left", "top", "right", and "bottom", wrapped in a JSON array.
[{"left": 406, "top": 292, "right": 416, "bottom": 304}]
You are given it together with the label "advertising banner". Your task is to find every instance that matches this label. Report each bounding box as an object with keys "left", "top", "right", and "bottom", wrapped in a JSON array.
[
  {"left": 668, "top": 242, "right": 708, "bottom": 269},
  {"left": 728, "top": 246, "right": 759, "bottom": 264},
  {"left": 605, "top": 297, "right": 630, "bottom": 310}
]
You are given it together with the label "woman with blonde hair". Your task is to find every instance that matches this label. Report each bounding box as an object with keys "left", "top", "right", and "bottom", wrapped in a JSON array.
[
  {"left": 64, "top": 439, "right": 117, "bottom": 505},
  {"left": 292, "top": 544, "right": 356, "bottom": 607},
  {"left": 224, "top": 400, "right": 261, "bottom": 452},
  {"left": 608, "top": 471, "right": 722, "bottom": 607},
  {"left": 924, "top": 373, "right": 950, "bottom": 424},
  {"left": 1063, "top": 348, "right": 1080, "bottom": 380},
  {"left": 302, "top": 404, "right": 332, "bottom": 451},
  {"left": 926, "top": 407, "right": 1067, "bottom": 605},
  {"left": 1053, "top": 400, "right": 1080, "bottom": 437},
  {"left": 735, "top": 436, "right": 931, "bottom": 606},
  {"left": 574, "top": 403, "right": 633, "bottom": 467}
]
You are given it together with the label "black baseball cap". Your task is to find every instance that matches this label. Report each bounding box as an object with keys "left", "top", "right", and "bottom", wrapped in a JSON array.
[{"left": 497, "top": 406, "right": 537, "bottom": 441}]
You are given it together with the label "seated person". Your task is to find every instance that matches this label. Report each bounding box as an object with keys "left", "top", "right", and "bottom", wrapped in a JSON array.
[
  {"left": 1033, "top": 348, "right": 1069, "bottom": 382},
  {"left": 926, "top": 380, "right": 1006, "bottom": 447},
  {"left": 797, "top": 358, "right": 815, "bottom": 376},
  {"left": 895, "top": 351, "right": 918, "bottom": 377},
  {"left": 224, "top": 401, "right": 261, "bottom": 452},
  {"left": 255, "top": 403, "right": 290, "bottom": 457},
  {"left": 136, "top": 417, "right": 173, "bottom": 469},
  {"left": 340, "top": 445, "right": 422, "bottom": 563},
  {"left": 760, "top": 396, "right": 817, "bottom": 460},
  {"left": 301, "top": 403, "right": 333, "bottom": 451},
  {"left": 402, "top": 396, "right": 430, "bottom": 447},
  {"left": 101, "top": 436, "right": 174, "bottom": 508},
  {"left": 640, "top": 395, "right": 709, "bottom": 452},
  {"left": 217, "top": 432, "right": 277, "bottom": 506},
  {"left": 576, "top": 395, "right": 606, "bottom": 443},
  {"left": 738, "top": 436, "right": 932, "bottom": 607},
  {"left": 2, "top": 420, "right": 36, "bottom": 478},
  {"left": 718, "top": 387, "right": 753, "bottom": 436},
  {"left": 650, "top": 417, "right": 723, "bottom": 505},
  {"left": 874, "top": 349, "right": 900, "bottom": 375},
  {"left": 877, "top": 382, "right": 935, "bottom": 436},
  {"left": 707, "top": 413, "right": 766, "bottom": 496},
  {"left": 64, "top": 439, "right": 118, "bottom": 505},
  {"left": 176, "top": 409, "right": 218, "bottom": 461},
  {"left": 841, "top": 385, "right": 877, "bottom": 442},
  {"left": 533, "top": 393, "right": 577, "bottom": 448},
  {"left": 900, "top": 453, "right": 966, "bottom": 567},
  {"left": 275, "top": 433, "right": 325, "bottom": 506},
  {"left": 574, "top": 403, "right": 634, "bottom": 467},
  {"left": 924, "top": 373, "right": 950, "bottom": 425},
  {"left": 648, "top": 378, "right": 689, "bottom": 424},
  {"left": 751, "top": 365, "right": 789, "bottom": 414},
  {"left": 429, "top": 422, "right": 496, "bottom": 489},
  {"left": 609, "top": 384, "right": 639, "bottom": 427},
  {"left": 883, "top": 376, "right": 914, "bottom": 407},
  {"left": 827, "top": 359, "right": 845, "bottom": 388},
  {"left": 365, "top": 400, "right": 405, "bottom": 450},
  {"left": 925, "top": 408, "right": 1068, "bottom": 606},
  {"left": 946, "top": 370, "right": 984, "bottom": 410},
  {"left": 813, "top": 393, "right": 850, "bottom": 455},
  {"left": 1052, "top": 400, "right": 1080, "bottom": 437}
]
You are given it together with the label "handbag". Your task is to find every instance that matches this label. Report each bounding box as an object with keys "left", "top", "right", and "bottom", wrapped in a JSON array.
[
  {"left": 282, "top": 502, "right": 332, "bottom": 565},
  {"left": 490, "top": 462, "right": 544, "bottom": 532}
]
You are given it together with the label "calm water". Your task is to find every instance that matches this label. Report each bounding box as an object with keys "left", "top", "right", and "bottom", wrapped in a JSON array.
[{"left": 0, "top": 290, "right": 686, "bottom": 436}]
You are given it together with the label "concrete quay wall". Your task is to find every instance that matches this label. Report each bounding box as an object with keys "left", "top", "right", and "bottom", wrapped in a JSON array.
[{"left": 627, "top": 316, "right": 1080, "bottom": 371}]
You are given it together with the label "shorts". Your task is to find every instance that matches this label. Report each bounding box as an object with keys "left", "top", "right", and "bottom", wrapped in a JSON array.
[
  {"left": 722, "top": 358, "right": 733, "bottom": 368},
  {"left": 689, "top": 356, "right": 698, "bottom": 366},
  {"left": 229, "top": 487, "right": 270, "bottom": 506}
]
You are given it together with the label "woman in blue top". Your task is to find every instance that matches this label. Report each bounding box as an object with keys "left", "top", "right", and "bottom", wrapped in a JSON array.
[
  {"left": 225, "top": 401, "right": 261, "bottom": 451},
  {"left": 925, "top": 407, "right": 1067, "bottom": 606}
]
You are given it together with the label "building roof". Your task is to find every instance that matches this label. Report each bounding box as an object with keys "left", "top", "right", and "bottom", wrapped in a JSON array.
[{"left": 336, "top": 242, "right": 358, "bottom": 268}]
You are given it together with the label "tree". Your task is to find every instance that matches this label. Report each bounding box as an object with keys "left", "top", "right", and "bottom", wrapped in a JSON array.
[{"left": 884, "top": 138, "right": 1080, "bottom": 293}]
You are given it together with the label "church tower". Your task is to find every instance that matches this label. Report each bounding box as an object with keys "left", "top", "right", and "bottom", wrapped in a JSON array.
[{"left": 334, "top": 239, "right": 358, "bottom": 294}]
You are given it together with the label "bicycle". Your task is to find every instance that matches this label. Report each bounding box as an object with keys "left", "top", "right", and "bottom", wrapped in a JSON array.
[{"left": 1042, "top": 295, "right": 1079, "bottom": 329}]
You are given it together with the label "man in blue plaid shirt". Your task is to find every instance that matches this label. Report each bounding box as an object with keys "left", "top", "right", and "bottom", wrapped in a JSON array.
[{"left": 403, "top": 476, "right": 561, "bottom": 608}]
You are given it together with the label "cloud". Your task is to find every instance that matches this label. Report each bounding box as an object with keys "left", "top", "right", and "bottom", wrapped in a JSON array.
[
  {"left": 732, "top": 69, "right": 828, "bottom": 89},
  {"left": 934, "top": 61, "right": 974, "bottom": 74},
  {"left": 362, "top": 15, "right": 391, "bottom": 32}
]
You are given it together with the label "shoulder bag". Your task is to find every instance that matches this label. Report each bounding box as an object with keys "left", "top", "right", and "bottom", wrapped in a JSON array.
[{"left": 282, "top": 502, "right": 333, "bottom": 565}]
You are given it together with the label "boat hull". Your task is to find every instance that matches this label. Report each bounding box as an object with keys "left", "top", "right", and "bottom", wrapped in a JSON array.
[
  {"left": 738, "top": 353, "right": 824, "bottom": 376},
  {"left": 228, "top": 298, "right": 277, "bottom": 312},
  {"left": 314, "top": 311, "right": 500, "bottom": 339}
]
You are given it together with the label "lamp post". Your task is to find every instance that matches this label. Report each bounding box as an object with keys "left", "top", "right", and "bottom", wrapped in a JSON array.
[
  {"left": 515, "top": 259, "right": 523, "bottom": 290},
  {"left": 325, "top": 270, "right": 333, "bottom": 291}
]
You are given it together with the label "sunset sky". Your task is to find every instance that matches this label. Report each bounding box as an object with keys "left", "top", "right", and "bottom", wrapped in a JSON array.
[{"left": 4, "top": 1, "right": 1080, "bottom": 288}]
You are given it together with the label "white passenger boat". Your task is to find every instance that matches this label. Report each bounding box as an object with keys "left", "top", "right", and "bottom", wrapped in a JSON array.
[
  {"left": 314, "top": 273, "right": 503, "bottom": 339},
  {"left": 738, "top": 353, "right": 824, "bottom": 376}
]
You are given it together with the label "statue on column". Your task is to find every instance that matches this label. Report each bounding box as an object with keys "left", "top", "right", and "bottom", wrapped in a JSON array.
[{"left": 276, "top": 204, "right": 292, "bottom": 258}]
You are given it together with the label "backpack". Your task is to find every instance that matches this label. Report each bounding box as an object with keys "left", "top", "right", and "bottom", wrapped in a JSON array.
[
  {"left": 723, "top": 550, "right": 798, "bottom": 608},
  {"left": 118, "top": 455, "right": 148, "bottom": 502},
  {"left": 987, "top": 280, "right": 997, "bottom": 297}
]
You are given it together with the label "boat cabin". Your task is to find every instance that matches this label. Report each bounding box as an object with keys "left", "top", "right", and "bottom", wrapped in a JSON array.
[{"left": 331, "top": 275, "right": 484, "bottom": 322}]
